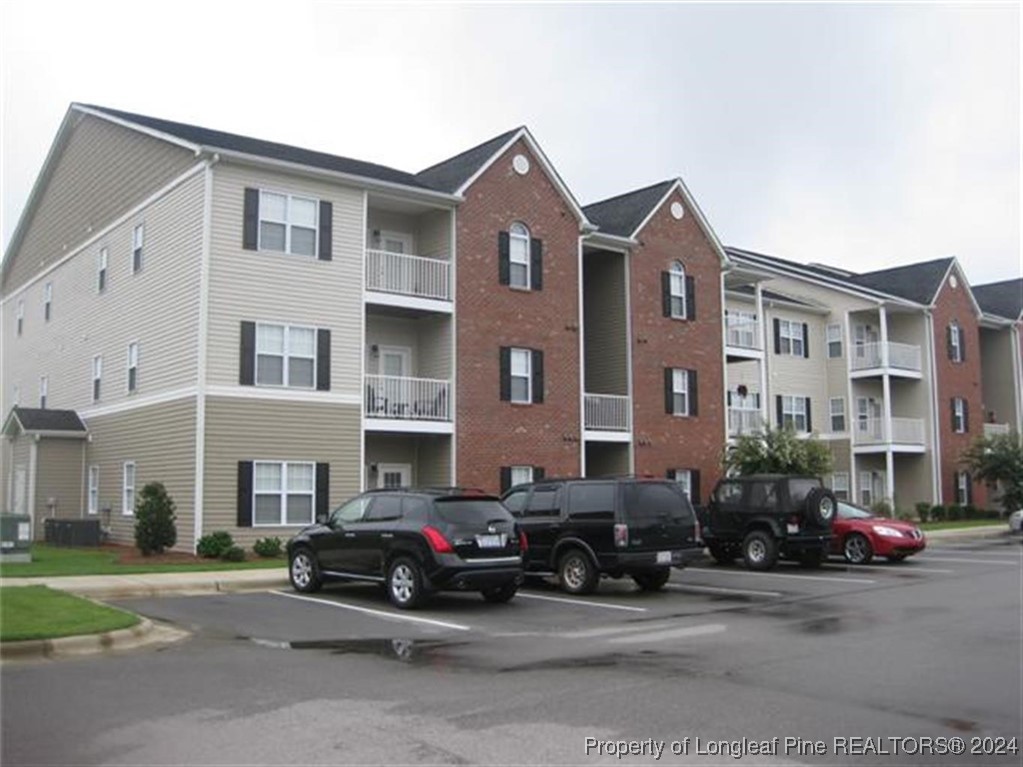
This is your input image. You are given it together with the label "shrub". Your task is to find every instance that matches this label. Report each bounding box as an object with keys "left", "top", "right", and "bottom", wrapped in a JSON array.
[
  {"left": 133, "top": 482, "right": 177, "bottom": 556},
  {"left": 963, "top": 504, "right": 978, "bottom": 520},
  {"left": 870, "top": 500, "right": 894, "bottom": 518},
  {"left": 220, "top": 545, "right": 246, "bottom": 562},
  {"left": 947, "top": 504, "right": 963, "bottom": 521},
  {"left": 915, "top": 502, "right": 931, "bottom": 523},
  {"left": 253, "top": 537, "right": 283, "bottom": 558},
  {"left": 930, "top": 505, "right": 946, "bottom": 522},
  {"left": 197, "top": 531, "right": 234, "bottom": 559},
  {"left": 895, "top": 508, "right": 915, "bottom": 522}
]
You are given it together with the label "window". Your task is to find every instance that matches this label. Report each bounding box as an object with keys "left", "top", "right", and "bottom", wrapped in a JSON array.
[
  {"left": 777, "top": 319, "right": 805, "bottom": 357},
  {"left": 123, "top": 461, "right": 136, "bottom": 515},
  {"left": 671, "top": 368, "right": 689, "bottom": 416},
  {"left": 127, "top": 343, "right": 139, "bottom": 393},
  {"left": 256, "top": 323, "right": 316, "bottom": 388},
  {"left": 259, "top": 191, "right": 318, "bottom": 256},
  {"left": 949, "top": 323, "right": 963, "bottom": 363},
  {"left": 859, "top": 471, "right": 874, "bottom": 507},
  {"left": 254, "top": 461, "right": 315, "bottom": 525},
  {"left": 826, "top": 323, "right": 842, "bottom": 358},
  {"left": 503, "top": 489, "right": 529, "bottom": 515},
  {"left": 92, "top": 355, "right": 102, "bottom": 402},
  {"left": 955, "top": 471, "right": 970, "bottom": 505},
  {"left": 132, "top": 224, "right": 144, "bottom": 273},
  {"left": 508, "top": 222, "right": 530, "bottom": 289},
  {"left": 88, "top": 466, "right": 100, "bottom": 514},
  {"left": 16, "top": 299, "right": 24, "bottom": 336},
  {"left": 567, "top": 483, "right": 616, "bottom": 520},
  {"left": 727, "top": 309, "right": 757, "bottom": 348},
  {"left": 43, "top": 282, "right": 52, "bottom": 322},
  {"left": 510, "top": 348, "right": 532, "bottom": 404},
  {"left": 829, "top": 397, "right": 846, "bottom": 433},
  {"left": 671, "top": 469, "right": 692, "bottom": 500},
  {"left": 952, "top": 397, "right": 966, "bottom": 433},
  {"left": 669, "top": 261, "right": 686, "bottom": 319},
  {"left": 525, "top": 487, "right": 559, "bottom": 517},
  {"left": 39, "top": 375, "right": 48, "bottom": 409},
  {"left": 510, "top": 466, "right": 534, "bottom": 487},
  {"left": 98, "top": 248, "right": 108, "bottom": 292},
  {"left": 781, "top": 395, "right": 809, "bottom": 432},
  {"left": 831, "top": 472, "right": 849, "bottom": 501}
]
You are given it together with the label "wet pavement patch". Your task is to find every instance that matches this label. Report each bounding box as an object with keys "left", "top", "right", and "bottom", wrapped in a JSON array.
[{"left": 243, "top": 636, "right": 468, "bottom": 665}]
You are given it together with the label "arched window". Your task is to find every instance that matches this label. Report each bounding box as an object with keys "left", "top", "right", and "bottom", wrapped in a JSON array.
[
  {"left": 669, "top": 260, "right": 686, "bottom": 318},
  {"left": 509, "top": 222, "right": 530, "bottom": 288}
]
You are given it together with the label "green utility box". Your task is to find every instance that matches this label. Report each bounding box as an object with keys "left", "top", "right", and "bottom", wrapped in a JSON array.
[{"left": 0, "top": 514, "right": 33, "bottom": 563}]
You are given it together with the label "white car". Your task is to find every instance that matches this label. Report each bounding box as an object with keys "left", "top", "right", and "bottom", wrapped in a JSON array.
[{"left": 1009, "top": 510, "right": 1023, "bottom": 535}]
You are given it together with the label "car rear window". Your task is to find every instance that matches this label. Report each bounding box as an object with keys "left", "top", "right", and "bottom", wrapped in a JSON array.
[
  {"left": 567, "top": 483, "right": 615, "bottom": 520},
  {"left": 622, "top": 483, "right": 694, "bottom": 522},
  {"left": 433, "top": 499, "right": 513, "bottom": 525},
  {"left": 788, "top": 478, "right": 822, "bottom": 507}
]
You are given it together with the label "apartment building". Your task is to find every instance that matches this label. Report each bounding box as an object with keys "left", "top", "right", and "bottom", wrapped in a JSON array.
[{"left": 973, "top": 279, "right": 1023, "bottom": 436}]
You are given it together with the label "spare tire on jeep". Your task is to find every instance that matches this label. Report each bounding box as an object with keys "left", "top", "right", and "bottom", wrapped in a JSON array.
[{"left": 804, "top": 486, "right": 837, "bottom": 528}]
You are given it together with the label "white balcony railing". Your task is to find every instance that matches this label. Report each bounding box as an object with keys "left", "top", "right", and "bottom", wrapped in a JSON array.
[
  {"left": 854, "top": 417, "right": 925, "bottom": 445},
  {"left": 850, "top": 341, "right": 922, "bottom": 373},
  {"left": 365, "top": 375, "right": 450, "bottom": 421},
  {"left": 366, "top": 249, "right": 451, "bottom": 301},
  {"left": 725, "top": 316, "right": 761, "bottom": 350},
  {"left": 584, "top": 393, "right": 631, "bottom": 432},
  {"left": 984, "top": 423, "right": 1010, "bottom": 438},
  {"left": 728, "top": 408, "right": 764, "bottom": 436}
]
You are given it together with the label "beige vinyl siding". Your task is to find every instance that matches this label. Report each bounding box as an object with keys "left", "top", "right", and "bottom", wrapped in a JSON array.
[
  {"left": 980, "top": 327, "right": 1017, "bottom": 426},
  {"left": 206, "top": 164, "right": 364, "bottom": 395},
  {"left": 828, "top": 438, "right": 852, "bottom": 477},
  {"left": 364, "top": 315, "right": 452, "bottom": 380},
  {"left": 33, "top": 438, "right": 86, "bottom": 520},
  {"left": 583, "top": 252, "right": 628, "bottom": 394},
  {"left": 364, "top": 434, "right": 452, "bottom": 488},
  {"left": 83, "top": 398, "right": 197, "bottom": 551},
  {"left": 892, "top": 453, "right": 933, "bottom": 509},
  {"left": 203, "top": 397, "right": 360, "bottom": 547},
  {"left": 365, "top": 435, "right": 417, "bottom": 487},
  {"left": 764, "top": 306, "right": 828, "bottom": 431},
  {"left": 415, "top": 316, "right": 452, "bottom": 380},
  {"left": 417, "top": 210, "right": 451, "bottom": 260},
  {"left": 3, "top": 113, "right": 196, "bottom": 293},
  {"left": 367, "top": 210, "right": 419, "bottom": 253},
  {"left": 2, "top": 173, "right": 205, "bottom": 416},
  {"left": 4, "top": 437, "right": 33, "bottom": 518},
  {"left": 416, "top": 434, "right": 452, "bottom": 486},
  {"left": 366, "top": 208, "right": 451, "bottom": 261}
]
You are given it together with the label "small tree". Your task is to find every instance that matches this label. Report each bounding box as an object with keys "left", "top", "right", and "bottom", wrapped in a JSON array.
[
  {"left": 961, "top": 432, "right": 1023, "bottom": 515},
  {"left": 723, "top": 426, "right": 833, "bottom": 477},
  {"left": 134, "top": 482, "right": 177, "bottom": 555}
]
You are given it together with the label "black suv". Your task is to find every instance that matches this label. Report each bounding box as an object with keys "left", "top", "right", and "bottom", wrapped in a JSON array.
[
  {"left": 501, "top": 478, "right": 703, "bottom": 594},
  {"left": 286, "top": 488, "right": 525, "bottom": 609},
  {"left": 699, "top": 474, "right": 836, "bottom": 570}
]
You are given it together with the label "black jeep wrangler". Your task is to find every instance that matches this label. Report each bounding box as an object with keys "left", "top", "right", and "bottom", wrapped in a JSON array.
[{"left": 699, "top": 474, "right": 836, "bottom": 570}]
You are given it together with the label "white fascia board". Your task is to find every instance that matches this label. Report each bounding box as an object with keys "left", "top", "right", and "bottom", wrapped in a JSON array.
[
  {"left": 72, "top": 104, "right": 201, "bottom": 154},
  {"left": 630, "top": 178, "right": 731, "bottom": 268},
  {"left": 931, "top": 258, "right": 984, "bottom": 319},
  {"left": 583, "top": 231, "right": 637, "bottom": 251}
]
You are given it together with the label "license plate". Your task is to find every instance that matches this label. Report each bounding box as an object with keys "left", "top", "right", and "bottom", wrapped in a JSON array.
[
  {"left": 476, "top": 534, "right": 505, "bottom": 549},
  {"left": 787, "top": 523, "right": 800, "bottom": 534},
  {"left": 656, "top": 550, "right": 672, "bottom": 564}
]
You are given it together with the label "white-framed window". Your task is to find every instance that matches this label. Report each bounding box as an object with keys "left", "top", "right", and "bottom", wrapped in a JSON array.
[
  {"left": 726, "top": 309, "right": 757, "bottom": 348},
  {"left": 259, "top": 191, "right": 318, "bottom": 257},
  {"left": 829, "top": 397, "right": 846, "bottom": 433},
  {"left": 510, "top": 348, "right": 532, "bottom": 404},
  {"left": 98, "top": 248, "right": 108, "bottom": 293},
  {"left": 955, "top": 471, "right": 970, "bottom": 505},
  {"left": 43, "top": 282, "right": 52, "bottom": 322},
  {"left": 672, "top": 368, "right": 690, "bottom": 416},
  {"left": 831, "top": 472, "right": 849, "bottom": 501},
  {"left": 510, "top": 466, "right": 534, "bottom": 487},
  {"left": 39, "top": 375, "right": 48, "bottom": 409},
  {"left": 859, "top": 471, "right": 874, "bottom": 507},
  {"left": 672, "top": 469, "right": 693, "bottom": 500},
  {"left": 781, "top": 395, "right": 809, "bottom": 432},
  {"left": 92, "top": 355, "right": 102, "bottom": 402},
  {"left": 123, "top": 461, "right": 136, "bottom": 515},
  {"left": 778, "top": 319, "right": 804, "bottom": 356},
  {"left": 826, "top": 323, "right": 842, "bottom": 358},
  {"left": 255, "top": 323, "right": 316, "bottom": 388},
  {"left": 509, "top": 222, "right": 530, "bottom": 289},
  {"left": 127, "top": 342, "right": 139, "bottom": 393},
  {"left": 88, "top": 466, "right": 100, "bottom": 515},
  {"left": 949, "top": 323, "right": 962, "bottom": 363},
  {"left": 253, "top": 461, "right": 315, "bottom": 526},
  {"left": 669, "top": 261, "right": 686, "bottom": 319},
  {"left": 953, "top": 397, "right": 966, "bottom": 433},
  {"left": 132, "top": 224, "right": 144, "bottom": 273},
  {"left": 16, "top": 299, "right": 24, "bottom": 336}
]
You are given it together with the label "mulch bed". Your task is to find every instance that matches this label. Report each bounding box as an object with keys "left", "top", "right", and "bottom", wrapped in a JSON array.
[{"left": 97, "top": 544, "right": 208, "bottom": 566}]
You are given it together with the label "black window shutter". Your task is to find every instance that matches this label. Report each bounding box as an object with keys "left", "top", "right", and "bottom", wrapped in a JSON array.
[
  {"left": 239, "top": 321, "right": 256, "bottom": 385},
  {"left": 773, "top": 318, "right": 781, "bottom": 354},
  {"left": 243, "top": 188, "right": 259, "bottom": 250},
  {"left": 318, "top": 201, "right": 333, "bottom": 261},
  {"left": 963, "top": 399, "right": 969, "bottom": 432},
  {"left": 685, "top": 275, "right": 696, "bottom": 320},
  {"left": 688, "top": 369, "right": 698, "bottom": 416},
  {"left": 316, "top": 463, "right": 330, "bottom": 519},
  {"left": 805, "top": 398, "right": 812, "bottom": 432},
  {"left": 691, "top": 470, "right": 701, "bottom": 506},
  {"left": 237, "top": 461, "right": 253, "bottom": 527},
  {"left": 499, "top": 347, "right": 511, "bottom": 401},
  {"left": 960, "top": 330, "right": 966, "bottom": 362},
  {"left": 727, "top": 390, "right": 733, "bottom": 407},
  {"left": 664, "top": 368, "right": 674, "bottom": 414},
  {"left": 947, "top": 325, "right": 954, "bottom": 360},
  {"left": 530, "top": 238, "right": 543, "bottom": 291},
  {"left": 950, "top": 398, "right": 956, "bottom": 431},
  {"left": 316, "top": 329, "right": 331, "bottom": 391},
  {"left": 776, "top": 395, "right": 784, "bottom": 427},
  {"left": 533, "top": 466, "right": 545, "bottom": 480},
  {"left": 500, "top": 467, "right": 512, "bottom": 493},
  {"left": 661, "top": 272, "right": 672, "bottom": 317},
  {"left": 531, "top": 349, "right": 544, "bottom": 403},
  {"left": 966, "top": 473, "right": 973, "bottom": 505},
  {"left": 498, "top": 231, "right": 510, "bottom": 286},
  {"left": 802, "top": 323, "right": 810, "bottom": 358}
]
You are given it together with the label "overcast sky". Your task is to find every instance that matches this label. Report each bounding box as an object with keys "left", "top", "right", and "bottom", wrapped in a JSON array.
[{"left": 1, "top": 2, "right": 1019, "bottom": 285}]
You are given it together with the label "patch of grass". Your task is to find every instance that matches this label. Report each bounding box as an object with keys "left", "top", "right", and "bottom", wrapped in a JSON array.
[
  {"left": 0, "top": 545, "right": 286, "bottom": 578},
  {"left": 0, "top": 586, "right": 139, "bottom": 642},
  {"left": 919, "top": 519, "right": 1005, "bottom": 532}
]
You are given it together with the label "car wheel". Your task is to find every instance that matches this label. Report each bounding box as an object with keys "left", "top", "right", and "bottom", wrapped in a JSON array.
[
  {"left": 289, "top": 548, "right": 322, "bottom": 593},
  {"left": 742, "top": 530, "right": 779, "bottom": 570},
  {"left": 804, "top": 487, "right": 838, "bottom": 527},
  {"left": 843, "top": 533, "right": 874, "bottom": 565},
  {"left": 387, "top": 557, "right": 425, "bottom": 609},
  {"left": 480, "top": 582, "right": 518, "bottom": 603},
  {"left": 707, "top": 543, "right": 736, "bottom": 565},
  {"left": 632, "top": 568, "right": 671, "bottom": 591},
  {"left": 558, "top": 549, "right": 598, "bottom": 595}
]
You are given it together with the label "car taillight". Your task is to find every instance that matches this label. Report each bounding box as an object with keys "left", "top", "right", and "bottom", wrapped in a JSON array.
[
  {"left": 421, "top": 525, "right": 453, "bottom": 553},
  {"left": 614, "top": 523, "right": 629, "bottom": 548},
  {"left": 518, "top": 530, "right": 528, "bottom": 553}
]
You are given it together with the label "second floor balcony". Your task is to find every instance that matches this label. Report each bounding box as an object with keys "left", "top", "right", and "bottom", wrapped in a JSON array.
[
  {"left": 853, "top": 417, "right": 926, "bottom": 451},
  {"left": 365, "top": 249, "right": 451, "bottom": 306},
  {"left": 983, "top": 422, "right": 1011, "bottom": 438},
  {"left": 584, "top": 393, "right": 631, "bottom": 434},
  {"left": 850, "top": 341, "right": 922, "bottom": 377},
  {"left": 365, "top": 375, "right": 451, "bottom": 430},
  {"left": 728, "top": 408, "right": 764, "bottom": 437}
]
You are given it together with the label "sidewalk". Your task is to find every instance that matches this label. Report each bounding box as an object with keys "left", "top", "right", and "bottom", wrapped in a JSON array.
[{"left": 922, "top": 524, "right": 1009, "bottom": 540}]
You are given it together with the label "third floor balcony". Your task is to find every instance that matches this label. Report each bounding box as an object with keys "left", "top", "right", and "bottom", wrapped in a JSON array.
[
  {"left": 849, "top": 341, "right": 922, "bottom": 378},
  {"left": 365, "top": 249, "right": 451, "bottom": 309},
  {"left": 584, "top": 393, "right": 632, "bottom": 439}
]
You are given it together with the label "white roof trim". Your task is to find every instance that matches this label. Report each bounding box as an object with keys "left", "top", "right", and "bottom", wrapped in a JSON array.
[
  {"left": 629, "top": 178, "right": 730, "bottom": 267},
  {"left": 931, "top": 258, "right": 984, "bottom": 319},
  {"left": 72, "top": 104, "right": 201, "bottom": 154},
  {"left": 583, "top": 230, "right": 638, "bottom": 250}
]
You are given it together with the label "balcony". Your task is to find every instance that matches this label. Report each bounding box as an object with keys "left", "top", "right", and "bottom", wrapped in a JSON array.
[
  {"left": 365, "top": 375, "right": 452, "bottom": 433},
  {"left": 725, "top": 316, "right": 762, "bottom": 360},
  {"left": 728, "top": 408, "right": 764, "bottom": 437},
  {"left": 853, "top": 417, "right": 926, "bottom": 452},
  {"left": 984, "top": 423, "right": 1010, "bottom": 438},
  {"left": 584, "top": 394, "right": 631, "bottom": 439},
  {"left": 365, "top": 250, "right": 451, "bottom": 309},
  {"left": 849, "top": 341, "right": 922, "bottom": 377}
]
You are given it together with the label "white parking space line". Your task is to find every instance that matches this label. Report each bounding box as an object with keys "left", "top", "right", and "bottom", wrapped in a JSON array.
[
  {"left": 272, "top": 591, "right": 472, "bottom": 631},
  {"left": 667, "top": 584, "right": 783, "bottom": 598},
  {"left": 689, "top": 567, "right": 875, "bottom": 584},
  {"left": 516, "top": 592, "right": 648, "bottom": 612},
  {"left": 820, "top": 564, "right": 956, "bottom": 575},
  {"left": 918, "top": 556, "right": 1020, "bottom": 566},
  {"left": 607, "top": 623, "right": 727, "bottom": 645}
]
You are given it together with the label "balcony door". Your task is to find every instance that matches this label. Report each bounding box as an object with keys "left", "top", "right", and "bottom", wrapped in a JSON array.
[
  {"left": 378, "top": 346, "right": 411, "bottom": 417},
  {"left": 853, "top": 324, "right": 879, "bottom": 361},
  {"left": 379, "top": 231, "right": 413, "bottom": 254},
  {"left": 377, "top": 463, "right": 412, "bottom": 489},
  {"left": 856, "top": 397, "right": 883, "bottom": 438}
]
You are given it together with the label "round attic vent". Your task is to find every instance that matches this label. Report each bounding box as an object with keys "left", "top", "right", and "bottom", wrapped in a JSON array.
[
  {"left": 949, "top": 274, "right": 958, "bottom": 289},
  {"left": 670, "top": 201, "right": 685, "bottom": 220},
  {"left": 512, "top": 154, "right": 530, "bottom": 175}
]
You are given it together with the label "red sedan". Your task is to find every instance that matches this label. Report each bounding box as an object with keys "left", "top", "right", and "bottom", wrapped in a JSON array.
[{"left": 831, "top": 501, "right": 926, "bottom": 564}]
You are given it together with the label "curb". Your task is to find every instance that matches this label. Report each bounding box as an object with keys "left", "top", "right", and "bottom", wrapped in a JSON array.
[
  {"left": 55, "top": 575, "right": 291, "bottom": 600},
  {"left": 0, "top": 617, "right": 190, "bottom": 663},
  {"left": 924, "top": 525, "right": 1009, "bottom": 540}
]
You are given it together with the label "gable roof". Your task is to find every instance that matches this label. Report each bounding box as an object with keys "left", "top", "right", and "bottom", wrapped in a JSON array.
[
  {"left": 582, "top": 181, "right": 675, "bottom": 238},
  {"left": 973, "top": 278, "right": 1023, "bottom": 321},
  {"left": 415, "top": 128, "right": 521, "bottom": 194},
  {"left": 3, "top": 407, "right": 87, "bottom": 436},
  {"left": 844, "top": 257, "right": 956, "bottom": 305}
]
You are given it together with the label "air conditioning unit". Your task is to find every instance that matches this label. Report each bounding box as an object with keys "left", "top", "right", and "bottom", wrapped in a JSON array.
[{"left": 0, "top": 514, "right": 33, "bottom": 563}]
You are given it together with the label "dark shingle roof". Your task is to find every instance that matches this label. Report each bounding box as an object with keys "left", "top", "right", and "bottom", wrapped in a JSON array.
[
  {"left": 730, "top": 284, "right": 815, "bottom": 307},
  {"left": 11, "top": 407, "right": 86, "bottom": 433},
  {"left": 844, "top": 257, "right": 955, "bottom": 305},
  {"left": 414, "top": 127, "right": 521, "bottom": 193},
  {"left": 973, "top": 279, "right": 1023, "bottom": 320},
  {"left": 80, "top": 104, "right": 434, "bottom": 190},
  {"left": 582, "top": 180, "right": 675, "bottom": 238}
]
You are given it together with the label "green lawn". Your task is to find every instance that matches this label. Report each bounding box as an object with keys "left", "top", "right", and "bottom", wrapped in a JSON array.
[
  {"left": 919, "top": 519, "right": 1005, "bottom": 532},
  {"left": 0, "top": 544, "right": 286, "bottom": 578},
  {"left": 0, "top": 585, "right": 140, "bottom": 642}
]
